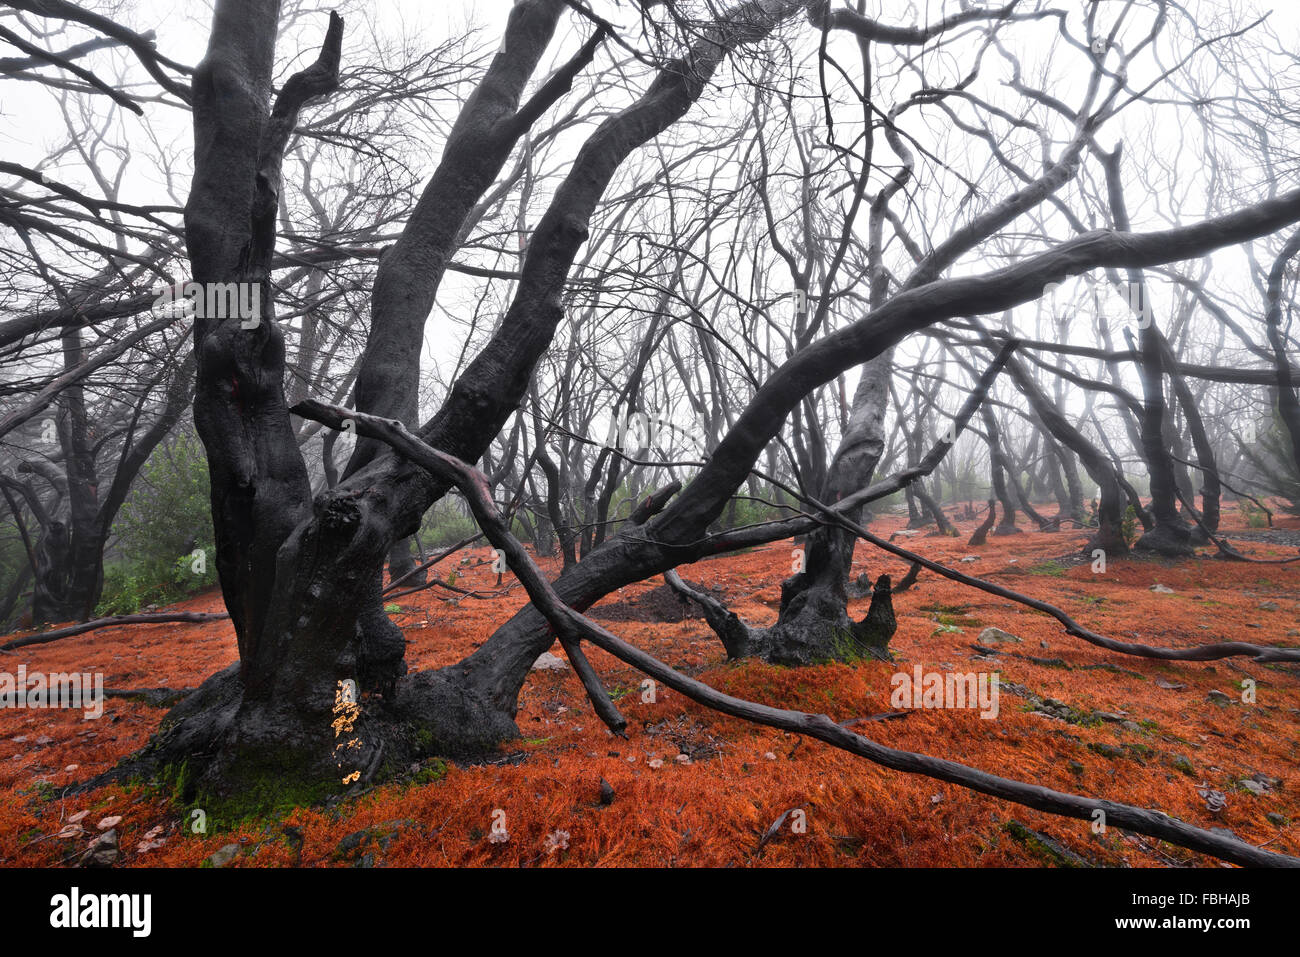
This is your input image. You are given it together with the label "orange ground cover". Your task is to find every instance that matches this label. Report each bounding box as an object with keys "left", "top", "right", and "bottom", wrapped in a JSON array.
[{"left": 1, "top": 503, "right": 1298, "bottom": 867}]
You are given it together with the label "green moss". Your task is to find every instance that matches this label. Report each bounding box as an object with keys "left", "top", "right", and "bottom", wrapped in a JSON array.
[
  {"left": 1002, "top": 821, "right": 1085, "bottom": 867},
  {"left": 151, "top": 748, "right": 343, "bottom": 829},
  {"left": 410, "top": 759, "right": 448, "bottom": 786}
]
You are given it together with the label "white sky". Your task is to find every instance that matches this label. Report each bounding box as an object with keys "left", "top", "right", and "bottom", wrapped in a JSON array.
[{"left": 3, "top": 1, "right": 1298, "bottom": 465}]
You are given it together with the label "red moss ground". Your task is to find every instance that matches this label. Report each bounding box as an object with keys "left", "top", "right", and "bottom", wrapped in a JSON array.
[{"left": 2, "top": 503, "right": 1298, "bottom": 868}]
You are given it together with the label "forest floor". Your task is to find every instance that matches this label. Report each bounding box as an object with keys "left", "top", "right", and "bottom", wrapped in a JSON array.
[{"left": 1, "top": 503, "right": 1299, "bottom": 867}]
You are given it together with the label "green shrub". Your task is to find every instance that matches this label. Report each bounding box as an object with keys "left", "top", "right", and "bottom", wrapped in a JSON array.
[
  {"left": 1121, "top": 504, "right": 1138, "bottom": 546},
  {"left": 97, "top": 430, "right": 217, "bottom": 615}
]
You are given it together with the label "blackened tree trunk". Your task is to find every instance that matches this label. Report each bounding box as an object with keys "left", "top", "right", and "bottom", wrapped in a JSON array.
[
  {"left": 981, "top": 404, "right": 1021, "bottom": 535},
  {"left": 136, "top": 0, "right": 809, "bottom": 804},
  {"left": 1102, "top": 146, "right": 1193, "bottom": 555},
  {"left": 996, "top": 347, "right": 1128, "bottom": 553},
  {"left": 759, "top": 350, "right": 894, "bottom": 665}
]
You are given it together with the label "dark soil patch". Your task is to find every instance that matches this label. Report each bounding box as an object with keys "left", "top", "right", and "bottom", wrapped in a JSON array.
[
  {"left": 589, "top": 580, "right": 719, "bottom": 623},
  {"left": 1227, "top": 528, "right": 1300, "bottom": 549}
]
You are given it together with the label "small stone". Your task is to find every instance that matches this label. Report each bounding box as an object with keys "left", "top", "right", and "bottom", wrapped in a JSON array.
[
  {"left": 207, "top": 843, "right": 241, "bottom": 867},
  {"left": 336, "top": 830, "right": 366, "bottom": 855},
  {"left": 1171, "top": 755, "right": 1194, "bottom": 775},
  {"left": 959, "top": 556, "right": 979, "bottom": 564},
  {"left": 648, "top": 758, "right": 663, "bottom": 769},
  {"left": 1087, "top": 743, "right": 1125, "bottom": 759},
  {"left": 1197, "top": 786, "right": 1228, "bottom": 813},
  {"left": 1240, "top": 780, "right": 1267, "bottom": 796},
  {"left": 674, "top": 753, "right": 691, "bottom": 764},
  {"left": 543, "top": 829, "right": 570, "bottom": 854},
  {"left": 1150, "top": 584, "right": 1174, "bottom": 594},
  {"left": 1267, "top": 812, "right": 1287, "bottom": 827},
  {"left": 34, "top": 735, "right": 53, "bottom": 746},
  {"left": 1207, "top": 690, "right": 1232, "bottom": 705},
  {"left": 1155, "top": 677, "right": 1186, "bottom": 690},
  {"left": 531, "top": 652, "right": 568, "bottom": 672},
  {"left": 598, "top": 778, "right": 615, "bottom": 806},
  {"left": 64, "top": 764, "right": 78, "bottom": 772},
  {"left": 763, "top": 751, "right": 777, "bottom": 761},
  {"left": 79, "top": 829, "right": 119, "bottom": 868},
  {"left": 1258, "top": 601, "right": 1279, "bottom": 611},
  {"left": 1120, "top": 720, "right": 1142, "bottom": 733},
  {"left": 977, "top": 627, "right": 1021, "bottom": 644}
]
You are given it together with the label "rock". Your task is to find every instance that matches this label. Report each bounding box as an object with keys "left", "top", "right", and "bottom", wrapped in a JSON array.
[
  {"left": 543, "top": 829, "right": 571, "bottom": 854},
  {"left": 1249, "top": 772, "right": 1281, "bottom": 791},
  {"left": 1150, "top": 584, "right": 1174, "bottom": 594},
  {"left": 1207, "top": 690, "right": 1232, "bottom": 705},
  {"left": 1088, "top": 743, "right": 1125, "bottom": 759},
  {"left": 1093, "top": 711, "right": 1125, "bottom": 723},
  {"left": 1267, "top": 813, "right": 1287, "bottom": 827},
  {"left": 335, "top": 819, "right": 417, "bottom": 860},
  {"left": 336, "top": 830, "right": 367, "bottom": 855},
  {"left": 1197, "top": 786, "right": 1228, "bottom": 813},
  {"left": 977, "top": 627, "right": 1021, "bottom": 644},
  {"left": 1068, "top": 760, "right": 1085, "bottom": 776},
  {"left": 1258, "top": 601, "right": 1279, "bottom": 611},
  {"left": 1003, "top": 820, "right": 1090, "bottom": 867},
  {"left": 598, "top": 777, "right": 615, "bottom": 806},
  {"left": 1154, "top": 677, "right": 1186, "bottom": 690},
  {"left": 34, "top": 735, "right": 53, "bottom": 745},
  {"left": 207, "top": 843, "right": 241, "bottom": 868},
  {"left": 1240, "top": 780, "right": 1267, "bottom": 796},
  {"left": 1120, "top": 720, "right": 1142, "bottom": 733},
  {"left": 79, "top": 829, "right": 119, "bottom": 868},
  {"left": 531, "top": 652, "right": 568, "bottom": 672},
  {"left": 959, "top": 556, "right": 979, "bottom": 563},
  {"left": 1171, "top": 755, "right": 1195, "bottom": 775}
]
